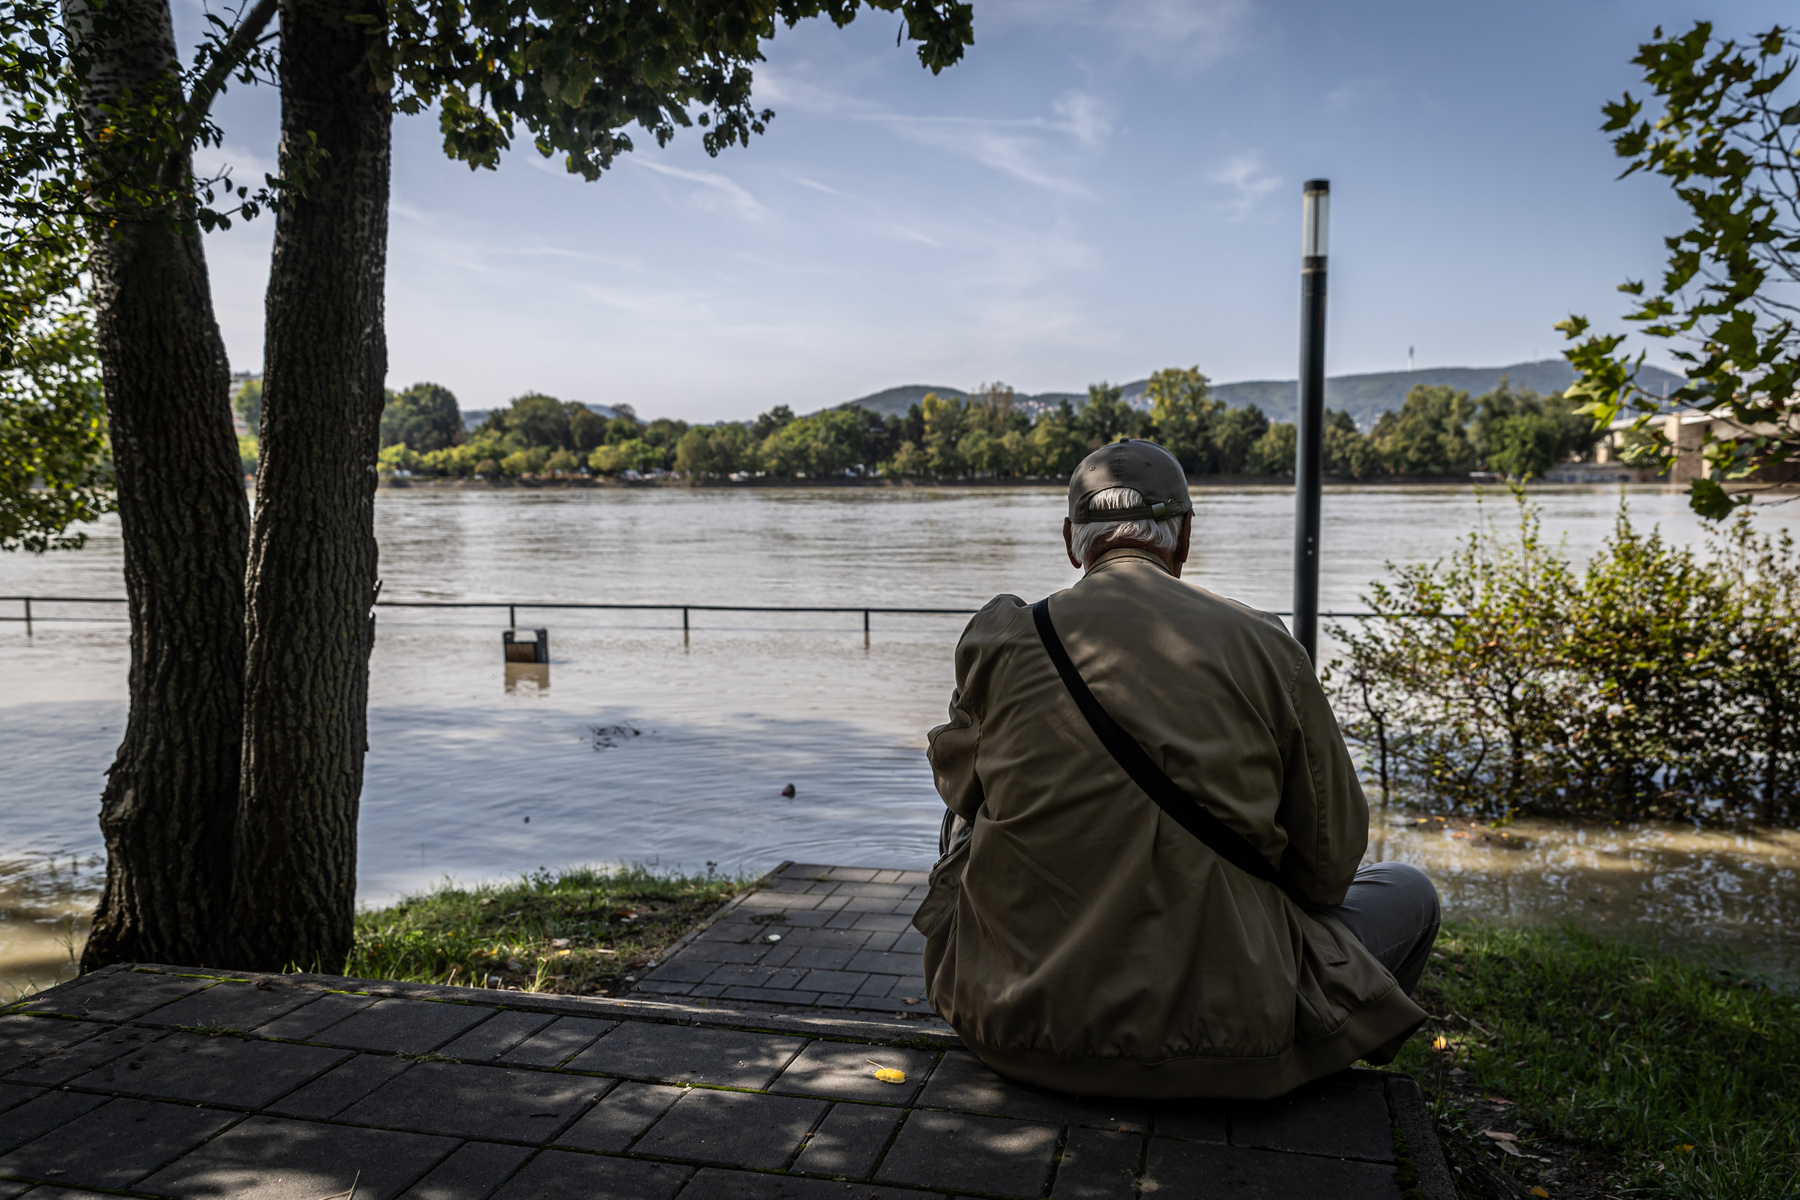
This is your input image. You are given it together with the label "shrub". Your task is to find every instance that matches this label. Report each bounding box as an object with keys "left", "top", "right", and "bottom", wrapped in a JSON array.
[{"left": 1326, "top": 493, "right": 1800, "bottom": 824}]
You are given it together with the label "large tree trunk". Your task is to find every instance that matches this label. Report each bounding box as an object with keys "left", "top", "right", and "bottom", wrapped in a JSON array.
[
  {"left": 68, "top": 0, "right": 252, "bottom": 971},
  {"left": 226, "top": 0, "right": 389, "bottom": 970}
]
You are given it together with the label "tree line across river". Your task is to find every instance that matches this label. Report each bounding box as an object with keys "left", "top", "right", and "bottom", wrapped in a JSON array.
[{"left": 232, "top": 366, "right": 1607, "bottom": 484}]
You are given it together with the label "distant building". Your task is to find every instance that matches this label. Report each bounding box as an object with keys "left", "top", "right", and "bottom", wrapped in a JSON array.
[{"left": 1591, "top": 410, "right": 1799, "bottom": 484}]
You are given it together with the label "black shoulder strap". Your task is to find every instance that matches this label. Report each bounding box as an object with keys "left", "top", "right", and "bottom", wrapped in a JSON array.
[{"left": 1031, "top": 597, "right": 1297, "bottom": 900}]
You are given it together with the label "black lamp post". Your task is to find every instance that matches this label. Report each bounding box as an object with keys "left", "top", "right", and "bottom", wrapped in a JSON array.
[{"left": 1292, "top": 178, "right": 1330, "bottom": 662}]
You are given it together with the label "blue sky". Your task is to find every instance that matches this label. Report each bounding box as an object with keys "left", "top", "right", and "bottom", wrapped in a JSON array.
[{"left": 191, "top": 0, "right": 1788, "bottom": 421}]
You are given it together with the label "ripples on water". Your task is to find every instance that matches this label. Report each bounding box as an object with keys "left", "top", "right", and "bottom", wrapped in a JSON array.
[{"left": 2, "top": 483, "right": 1797, "bottom": 993}]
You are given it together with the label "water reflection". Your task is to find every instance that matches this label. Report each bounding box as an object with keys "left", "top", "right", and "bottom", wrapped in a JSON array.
[
  {"left": 0, "top": 855, "right": 98, "bottom": 1000},
  {"left": 1370, "top": 814, "right": 1800, "bottom": 978},
  {"left": 504, "top": 663, "right": 551, "bottom": 693}
]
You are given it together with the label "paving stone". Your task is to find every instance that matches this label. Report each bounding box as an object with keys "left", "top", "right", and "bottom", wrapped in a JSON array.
[
  {"left": 838, "top": 899, "right": 906, "bottom": 918},
  {"left": 1141, "top": 1139, "right": 1402, "bottom": 1199},
  {"left": 1151, "top": 1099, "right": 1229, "bottom": 1144},
  {"left": 738, "top": 894, "right": 821, "bottom": 913},
  {"left": 16, "top": 971, "right": 211, "bottom": 1023},
  {"left": 0, "top": 1089, "right": 106, "bottom": 1152},
  {"left": 679, "top": 1167, "right": 923, "bottom": 1200},
  {"left": 0, "top": 1018, "right": 105, "bottom": 1077},
  {"left": 551, "top": 1080, "right": 683, "bottom": 1152},
  {"left": 704, "top": 965, "right": 807, "bottom": 991},
  {"left": 771, "top": 1042, "right": 936, "bottom": 1105},
  {"left": 687, "top": 985, "right": 726, "bottom": 999},
  {"left": 0, "top": 1084, "right": 39, "bottom": 1117},
  {"left": 889, "top": 931, "right": 927, "bottom": 955},
  {"left": 810, "top": 994, "right": 853, "bottom": 1009},
  {"left": 1051, "top": 1127, "right": 1143, "bottom": 1200},
  {"left": 399, "top": 1140, "right": 535, "bottom": 1199},
  {"left": 843, "top": 951, "right": 922, "bottom": 976},
  {"left": 70, "top": 1029, "right": 347, "bottom": 1108},
  {"left": 500, "top": 1017, "right": 616, "bottom": 1067},
  {"left": 851, "top": 975, "right": 898, "bottom": 997},
  {"left": 823, "top": 911, "right": 862, "bottom": 931},
  {"left": 254, "top": 992, "right": 378, "bottom": 1041},
  {"left": 0, "top": 1097, "right": 239, "bottom": 1189},
  {"left": 688, "top": 943, "right": 774, "bottom": 967},
  {"left": 789, "top": 1102, "right": 904, "bottom": 1178},
  {"left": 0, "top": 1182, "right": 34, "bottom": 1198},
  {"left": 562, "top": 1023, "right": 805, "bottom": 1089},
  {"left": 4, "top": 1027, "right": 166, "bottom": 1086},
  {"left": 782, "top": 948, "right": 857, "bottom": 971},
  {"left": 141, "top": 981, "right": 320, "bottom": 1032},
  {"left": 439, "top": 1012, "right": 555, "bottom": 1063},
  {"left": 768, "top": 910, "right": 835, "bottom": 929},
  {"left": 648, "top": 957, "right": 734, "bottom": 981},
  {"left": 875, "top": 1109, "right": 1059, "bottom": 1197},
  {"left": 639, "top": 981, "right": 695, "bottom": 996},
  {"left": 821, "top": 868, "right": 880, "bottom": 883},
  {"left": 636, "top": 1088, "right": 823, "bottom": 1169},
  {"left": 489, "top": 1149, "right": 690, "bottom": 1200},
  {"left": 340, "top": 1061, "right": 608, "bottom": 1142},
  {"left": 309, "top": 999, "right": 494, "bottom": 1055},
  {"left": 136, "top": 1114, "right": 457, "bottom": 1200},
  {"left": 265, "top": 1054, "right": 416, "bottom": 1119},
  {"left": 828, "top": 883, "right": 913, "bottom": 900},
  {"left": 10, "top": 1188, "right": 114, "bottom": 1199},
  {"left": 1229, "top": 1077, "right": 1395, "bottom": 1161},
  {"left": 719, "top": 987, "right": 821, "bottom": 1006},
  {"left": 757, "top": 944, "right": 800, "bottom": 968},
  {"left": 768, "top": 928, "right": 869, "bottom": 949},
  {"left": 792, "top": 970, "right": 870, "bottom": 995},
  {"left": 883, "top": 978, "right": 927, "bottom": 1000},
  {"left": 917, "top": 1052, "right": 1148, "bottom": 1131}
]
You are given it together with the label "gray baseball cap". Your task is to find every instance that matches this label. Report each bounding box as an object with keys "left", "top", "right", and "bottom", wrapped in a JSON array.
[{"left": 1068, "top": 439, "right": 1193, "bottom": 523}]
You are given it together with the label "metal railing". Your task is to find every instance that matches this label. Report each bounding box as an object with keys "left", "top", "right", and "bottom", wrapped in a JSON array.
[{"left": 3, "top": 594, "right": 1395, "bottom": 633}]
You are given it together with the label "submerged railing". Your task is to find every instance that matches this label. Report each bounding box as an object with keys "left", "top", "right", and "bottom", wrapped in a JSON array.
[{"left": 2, "top": 594, "right": 1392, "bottom": 632}]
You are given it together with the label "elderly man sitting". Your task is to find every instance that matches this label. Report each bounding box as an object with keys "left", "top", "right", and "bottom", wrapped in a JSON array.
[{"left": 914, "top": 439, "right": 1439, "bottom": 1099}]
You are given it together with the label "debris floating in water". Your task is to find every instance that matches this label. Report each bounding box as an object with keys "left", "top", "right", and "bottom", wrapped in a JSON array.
[{"left": 780, "top": 783, "right": 796, "bottom": 797}]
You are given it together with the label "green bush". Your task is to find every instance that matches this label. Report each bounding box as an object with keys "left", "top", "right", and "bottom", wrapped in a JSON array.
[{"left": 1327, "top": 493, "right": 1800, "bottom": 823}]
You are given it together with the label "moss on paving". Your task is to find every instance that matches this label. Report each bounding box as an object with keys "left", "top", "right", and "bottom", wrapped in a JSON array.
[{"left": 348, "top": 864, "right": 747, "bottom": 997}]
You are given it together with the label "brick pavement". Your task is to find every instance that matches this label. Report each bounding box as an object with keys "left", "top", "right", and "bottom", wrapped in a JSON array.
[
  {"left": 629, "top": 865, "right": 933, "bottom": 1019},
  {"left": 0, "top": 866, "right": 1456, "bottom": 1199}
]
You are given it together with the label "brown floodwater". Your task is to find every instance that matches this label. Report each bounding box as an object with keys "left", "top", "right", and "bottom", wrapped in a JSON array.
[{"left": 3, "top": 484, "right": 1797, "bottom": 996}]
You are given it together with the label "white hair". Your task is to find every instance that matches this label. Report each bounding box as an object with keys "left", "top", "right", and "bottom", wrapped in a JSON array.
[{"left": 1070, "top": 486, "right": 1183, "bottom": 567}]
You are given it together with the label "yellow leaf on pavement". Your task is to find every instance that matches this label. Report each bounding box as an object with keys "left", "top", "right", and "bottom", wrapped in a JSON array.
[{"left": 866, "top": 1059, "right": 907, "bottom": 1084}]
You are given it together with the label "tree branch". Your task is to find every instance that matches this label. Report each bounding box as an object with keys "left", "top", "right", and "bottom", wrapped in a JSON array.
[{"left": 186, "top": 0, "right": 279, "bottom": 128}]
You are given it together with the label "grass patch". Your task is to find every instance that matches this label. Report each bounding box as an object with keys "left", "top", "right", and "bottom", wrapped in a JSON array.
[
  {"left": 347, "top": 864, "right": 749, "bottom": 996},
  {"left": 1395, "top": 920, "right": 1799, "bottom": 1199}
]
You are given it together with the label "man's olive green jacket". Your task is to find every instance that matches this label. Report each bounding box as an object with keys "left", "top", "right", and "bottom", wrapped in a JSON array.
[{"left": 914, "top": 547, "right": 1426, "bottom": 1099}]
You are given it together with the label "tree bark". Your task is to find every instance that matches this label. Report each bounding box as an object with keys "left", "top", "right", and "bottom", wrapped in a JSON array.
[
  {"left": 226, "top": 0, "right": 389, "bottom": 970},
  {"left": 67, "top": 0, "right": 252, "bottom": 971}
]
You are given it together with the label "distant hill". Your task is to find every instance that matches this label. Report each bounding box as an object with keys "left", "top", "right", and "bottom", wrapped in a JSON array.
[
  {"left": 838, "top": 360, "right": 1687, "bottom": 430},
  {"left": 841, "top": 384, "right": 1084, "bottom": 419}
]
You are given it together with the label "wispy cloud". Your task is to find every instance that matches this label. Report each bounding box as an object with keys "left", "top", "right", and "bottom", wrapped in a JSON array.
[
  {"left": 1210, "top": 153, "right": 1280, "bottom": 219},
  {"left": 1327, "top": 77, "right": 1390, "bottom": 111},
  {"left": 633, "top": 159, "right": 767, "bottom": 221},
  {"left": 982, "top": 0, "right": 1251, "bottom": 71},
  {"left": 870, "top": 90, "right": 1111, "bottom": 196}
]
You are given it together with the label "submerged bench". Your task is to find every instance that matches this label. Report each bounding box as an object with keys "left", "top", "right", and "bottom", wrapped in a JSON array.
[{"left": 0, "top": 869, "right": 1454, "bottom": 1200}]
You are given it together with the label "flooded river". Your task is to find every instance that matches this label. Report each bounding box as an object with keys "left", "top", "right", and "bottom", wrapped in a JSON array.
[{"left": 3, "top": 483, "right": 1797, "bottom": 994}]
